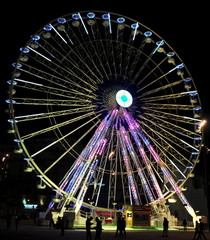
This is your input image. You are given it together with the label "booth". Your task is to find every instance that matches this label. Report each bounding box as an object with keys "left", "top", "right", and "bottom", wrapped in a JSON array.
[{"left": 123, "top": 205, "right": 151, "bottom": 227}]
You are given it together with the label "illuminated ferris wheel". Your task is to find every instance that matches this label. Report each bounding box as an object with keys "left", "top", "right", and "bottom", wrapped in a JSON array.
[{"left": 7, "top": 10, "right": 203, "bottom": 219}]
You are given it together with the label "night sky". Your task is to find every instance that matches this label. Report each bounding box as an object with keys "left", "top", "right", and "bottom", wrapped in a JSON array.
[{"left": 0, "top": 2, "right": 209, "bottom": 153}]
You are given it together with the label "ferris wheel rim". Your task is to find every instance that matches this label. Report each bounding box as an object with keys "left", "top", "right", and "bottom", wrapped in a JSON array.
[{"left": 7, "top": 10, "right": 203, "bottom": 212}]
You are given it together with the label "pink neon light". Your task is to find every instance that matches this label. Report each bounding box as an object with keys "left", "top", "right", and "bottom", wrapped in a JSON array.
[
  {"left": 97, "top": 138, "right": 108, "bottom": 155},
  {"left": 122, "top": 108, "right": 164, "bottom": 200},
  {"left": 147, "top": 145, "right": 160, "bottom": 162}
]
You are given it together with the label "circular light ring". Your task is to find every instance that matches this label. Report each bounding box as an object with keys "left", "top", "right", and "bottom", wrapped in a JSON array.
[{"left": 116, "top": 90, "right": 133, "bottom": 108}]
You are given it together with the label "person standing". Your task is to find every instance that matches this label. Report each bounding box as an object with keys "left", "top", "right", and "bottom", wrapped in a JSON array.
[
  {"left": 162, "top": 217, "right": 169, "bottom": 237},
  {"left": 86, "top": 216, "right": 93, "bottom": 240},
  {"left": 15, "top": 215, "right": 20, "bottom": 230},
  {"left": 115, "top": 213, "right": 122, "bottom": 237},
  {"left": 94, "top": 217, "right": 102, "bottom": 240},
  {"left": 182, "top": 218, "right": 187, "bottom": 231},
  {"left": 60, "top": 217, "right": 65, "bottom": 236},
  {"left": 196, "top": 218, "right": 207, "bottom": 240},
  {"left": 119, "top": 215, "right": 126, "bottom": 238},
  {"left": 193, "top": 221, "right": 199, "bottom": 240}
]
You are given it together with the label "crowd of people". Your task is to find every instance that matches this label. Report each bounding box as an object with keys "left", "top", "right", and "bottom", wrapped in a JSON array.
[
  {"left": 5, "top": 212, "right": 209, "bottom": 239},
  {"left": 86, "top": 216, "right": 103, "bottom": 240},
  {"left": 86, "top": 213, "right": 126, "bottom": 240},
  {"left": 162, "top": 217, "right": 207, "bottom": 239}
]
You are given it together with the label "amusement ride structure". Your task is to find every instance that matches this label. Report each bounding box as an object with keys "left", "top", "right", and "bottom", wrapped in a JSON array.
[{"left": 7, "top": 10, "right": 204, "bottom": 224}]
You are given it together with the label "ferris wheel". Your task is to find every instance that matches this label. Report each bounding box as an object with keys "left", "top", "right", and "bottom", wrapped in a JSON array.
[{"left": 7, "top": 10, "right": 203, "bottom": 219}]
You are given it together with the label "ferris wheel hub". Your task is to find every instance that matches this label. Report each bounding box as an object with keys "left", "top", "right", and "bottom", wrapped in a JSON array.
[{"left": 116, "top": 90, "right": 133, "bottom": 108}]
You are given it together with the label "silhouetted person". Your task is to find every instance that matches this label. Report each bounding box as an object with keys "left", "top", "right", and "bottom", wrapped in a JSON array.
[
  {"left": 196, "top": 218, "right": 207, "bottom": 240},
  {"left": 119, "top": 215, "right": 126, "bottom": 237},
  {"left": 86, "top": 216, "right": 93, "bottom": 240},
  {"left": 94, "top": 217, "right": 102, "bottom": 240},
  {"left": 182, "top": 218, "right": 187, "bottom": 231},
  {"left": 162, "top": 217, "right": 168, "bottom": 237},
  {"left": 49, "top": 217, "right": 55, "bottom": 229},
  {"left": 60, "top": 217, "right": 64, "bottom": 236},
  {"left": 15, "top": 215, "right": 20, "bottom": 230},
  {"left": 115, "top": 213, "right": 122, "bottom": 237},
  {"left": 57, "top": 216, "right": 61, "bottom": 229},
  {"left": 193, "top": 221, "right": 199, "bottom": 240}
]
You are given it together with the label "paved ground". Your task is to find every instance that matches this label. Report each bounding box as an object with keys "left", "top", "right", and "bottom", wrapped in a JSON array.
[{"left": 0, "top": 221, "right": 210, "bottom": 240}]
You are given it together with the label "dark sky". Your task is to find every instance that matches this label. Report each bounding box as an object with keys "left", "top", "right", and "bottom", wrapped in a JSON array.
[{"left": 0, "top": 1, "right": 209, "bottom": 147}]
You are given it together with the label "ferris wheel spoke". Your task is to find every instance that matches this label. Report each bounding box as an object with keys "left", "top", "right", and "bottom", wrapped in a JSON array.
[
  {"left": 141, "top": 90, "right": 197, "bottom": 102},
  {"left": 137, "top": 63, "right": 185, "bottom": 92},
  {"left": 142, "top": 103, "right": 200, "bottom": 111},
  {"left": 127, "top": 34, "right": 153, "bottom": 82},
  {"left": 135, "top": 122, "right": 189, "bottom": 198},
  {"left": 14, "top": 80, "right": 96, "bottom": 101},
  {"left": 123, "top": 109, "right": 166, "bottom": 200},
  {"left": 120, "top": 125, "right": 160, "bottom": 202},
  {"left": 100, "top": 13, "right": 119, "bottom": 78},
  {"left": 140, "top": 123, "right": 194, "bottom": 163},
  {"left": 93, "top": 156, "right": 111, "bottom": 207},
  {"left": 88, "top": 21, "right": 113, "bottom": 77},
  {"left": 14, "top": 106, "right": 95, "bottom": 122},
  {"left": 142, "top": 108, "right": 201, "bottom": 125},
  {"left": 81, "top": 41, "right": 109, "bottom": 81},
  {"left": 115, "top": 28, "right": 124, "bottom": 76},
  {"left": 63, "top": 25, "right": 111, "bottom": 84},
  {"left": 123, "top": 21, "right": 143, "bottom": 68},
  {"left": 22, "top": 111, "right": 97, "bottom": 141},
  {"left": 121, "top": 40, "right": 137, "bottom": 79},
  {"left": 133, "top": 57, "right": 167, "bottom": 86},
  {"left": 139, "top": 79, "right": 183, "bottom": 98},
  {"left": 139, "top": 119, "right": 194, "bottom": 166},
  {"left": 118, "top": 129, "right": 140, "bottom": 205},
  {"left": 93, "top": 128, "right": 117, "bottom": 207},
  {"left": 130, "top": 53, "right": 153, "bottom": 83},
  {"left": 12, "top": 97, "right": 96, "bottom": 107},
  {"left": 25, "top": 49, "right": 99, "bottom": 90},
  {"left": 19, "top": 64, "right": 95, "bottom": 94},
  {"left": 32, "top": 116, "right": 101, "bottom": 162},
  {"left": 143, "top": 130, "right": 188, "bottom": 180},
  {"left": 142, "top": 113, "right": 200, "bottom": 143},
  {"left": 68, "top": 39, "right": 106, "bottom": 82},
  {"left": 34, "top": 33, "right": 103, "bottom": 85},
  {"left": 103, "top": 32, "right": 117, "bottom": 78},
  {"left": 59, "top": 110, "right": 118, "bottom": 199},
  {"left": 14, "top": 74, "right": 71, "bottom": 91}
]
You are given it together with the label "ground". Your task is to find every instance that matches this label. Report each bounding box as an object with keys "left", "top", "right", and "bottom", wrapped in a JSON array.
[{"left": 0, "top": 219, "right": 209, "bottom": 240}]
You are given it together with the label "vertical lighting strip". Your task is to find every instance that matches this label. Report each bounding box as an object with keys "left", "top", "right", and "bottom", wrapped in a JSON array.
[
  {"left": 123, "top": 109, "right": 163, "bottom": 200},
  {"left": 146, "top": 143, "right": 197, "bottom": 220},
  {"left": 123, "top": 108, "right": 197, "bottom": 220},
  {"left": 74, "top": 159, "right": 99, "bottom": 213},
  {"left": 120, "top": 125, "right": 154, "bottom": 202},
  {"left": 59, "top": 109, "right": 118, "bottom": 206},
  {"left": 49, "top": 23, "right": 68, "bottom": 44},
  {"left": 119, "top": 127, "right": 140, "bottom": 205},
  {"left": 78, "top": 12, "right": 89, "bottom": 34},
  {"left": 138, "top": 122, "right": 196, "bottom": 220},
  {"left": 61, "top": 112, "right": 111, "bottom": 193},
  {"left": 108, "top": 13, "right": 112, "bottom": 34}
]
